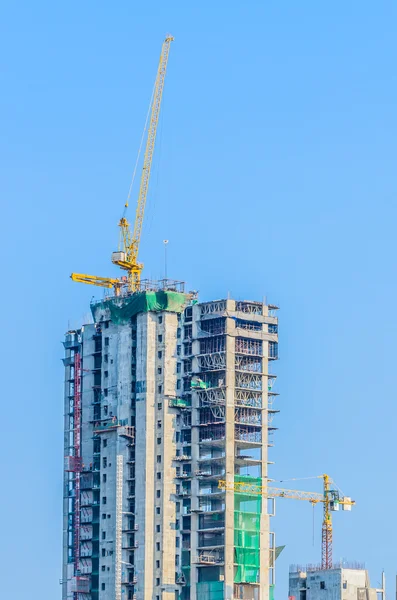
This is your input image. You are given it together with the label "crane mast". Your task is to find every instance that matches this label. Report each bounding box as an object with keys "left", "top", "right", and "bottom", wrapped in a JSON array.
[
  {"left": 218, "top": 474, "right": 354, "bottom": 569},
  {"left": 322, "top": 473, "right": 333, "bottom": 569},
  {"left": 112, "top": 35, "right": 174, "bottom": 291},
  {"left": 71, "top": 35, "right": 173, "bottom": 294}
]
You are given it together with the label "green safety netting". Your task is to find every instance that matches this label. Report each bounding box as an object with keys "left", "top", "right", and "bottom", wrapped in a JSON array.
[
  {"left": 91, "top": 291, "right": 188, "bottom": 324},
  {"left": 191, "top": 377, "right": 208, "bottom": 389},
  {"left": 196, "top": 582, "right": 224, "bottom": 600},
  {"left": 234, "top": 475, "right": 262, "bottom": 584},
  {"left": 169, "top": 397, "right": 191, "bottom": 408}
]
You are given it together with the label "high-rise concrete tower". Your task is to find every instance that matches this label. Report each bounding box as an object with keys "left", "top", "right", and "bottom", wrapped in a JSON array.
[{"left": 62, "top": 283, "right": 279, "bottom": 600}]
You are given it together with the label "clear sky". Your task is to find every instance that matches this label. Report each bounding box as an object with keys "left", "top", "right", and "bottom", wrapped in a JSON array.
[{"left": 1, "top": 2, "right": 396, "bottom": 599}]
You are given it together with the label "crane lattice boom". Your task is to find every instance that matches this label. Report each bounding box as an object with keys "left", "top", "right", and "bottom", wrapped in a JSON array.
[
  {"left": 71, "top": 35, "right": 174, "bottom": 294},
  {"left": 70, "top": 273, "right": 125, "bottom": 295},
  {"left": 112, "top": 35, "right": 174, "bottom": 291},
  {"left": 218, "top": 474, "right": 354, "bottom": 569}
]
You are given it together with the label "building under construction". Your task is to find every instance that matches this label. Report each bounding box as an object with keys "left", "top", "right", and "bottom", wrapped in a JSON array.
[
  {"left": 289, "top": 564, "right": 384, "bottom": 600},
  {"left": 62, "top": 286, "right": 279, "bottom": 600},
  {"left": 60, "top": 28, "right": 363, "bottom": 600},
  {"left": 62, "top": 33, "right": 282, "bottom": 600}
]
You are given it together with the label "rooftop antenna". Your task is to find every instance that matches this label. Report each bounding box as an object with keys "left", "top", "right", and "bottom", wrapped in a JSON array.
[{"left": 163, "top": 239, "right": 169, "bottom": 280}]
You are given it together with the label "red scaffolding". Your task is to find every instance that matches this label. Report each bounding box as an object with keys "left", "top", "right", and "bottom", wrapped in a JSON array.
[{"left": 73, "top": 352, "right": 82, "bottom": 596}]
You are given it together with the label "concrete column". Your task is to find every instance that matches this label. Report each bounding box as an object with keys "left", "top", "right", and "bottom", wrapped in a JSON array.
[
  {"left": 259, "top": 304, "right": 270, "bottom": 600},
  {"left": 190, "top": 387, "right": 200, "bottom": 599},
  {"left": 135, "top": 313, "right": 156, "bottom": 600},
  {"left": 224, "top": 300, "right": 236, "bottom": 600},
  {"left": 161, "top": 312, "right": 178, "bottom": 600}
]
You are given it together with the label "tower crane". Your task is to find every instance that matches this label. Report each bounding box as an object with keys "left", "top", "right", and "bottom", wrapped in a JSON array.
[
  {"left": 218, "top": 474, "right": 355, "bottom": 569},
  {"left": 71, "top": 35, "right": 174, "bottom": 295}
]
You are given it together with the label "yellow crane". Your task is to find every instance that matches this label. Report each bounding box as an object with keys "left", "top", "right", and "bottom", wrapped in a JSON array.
[
  {"left": 218, "top": 474, "right": 355, "bottom": 569},
  {"left": 71, "top": 35, "right": 174, "bottom": 295}
]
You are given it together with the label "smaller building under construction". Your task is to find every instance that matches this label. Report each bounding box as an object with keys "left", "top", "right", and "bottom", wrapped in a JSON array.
[{"left": 289, "top": 564, "right": 385, "bottom": 600}]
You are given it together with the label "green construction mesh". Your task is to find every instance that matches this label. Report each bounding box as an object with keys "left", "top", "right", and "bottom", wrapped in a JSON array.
[
  {"left": 196, "top": 582, "right": 224, "bottom": 600},
  {"left": 169, "top": 397, "right": 191, "bottom": 408},
  {"left": 270, "top": 585, "right": 275, "bottom": 600},
  {"left": 91, "top": 291, "right": 188, "bottom": 324},
  {"left": 234, "top": 475, "right": 262, "bottom": 584}
]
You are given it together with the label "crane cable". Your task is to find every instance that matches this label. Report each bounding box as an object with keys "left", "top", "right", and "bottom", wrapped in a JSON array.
[
  {"left": 275, "top": 475, "right": 346, "bottom": 498},
  {"left": 275, "top": 476, "right": 323, "bottom": 483},
  {"left": 123, "top": 79, "right": 156, "bottom": 217}
]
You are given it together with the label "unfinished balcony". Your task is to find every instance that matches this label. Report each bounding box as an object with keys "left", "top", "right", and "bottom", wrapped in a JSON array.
[
  {"left": 197, "top": 497, "right": 225, "bottom": 514},
  {"left": 200, "top": 300, "right": 227, "bottom": 318},
  {"left": 200, "top": 336, "right": 226, "bottom": 354},
  {"left": 169, "top": 396, "right": 192, "bottom": 409},
  {"left": 197, "top": 531, "right": 225, "bottom": 550},
  {"left": 235, "top": 301, "right": 263, "bottom": 316},
  {"left": 198, "top": 449, "right": 225, "bottom": 464},
  {"left": 195, "top": 466, "right": 226, "bottom": 482},
  {"left": 197, "top": 483, "right": 225, "bottom": 499},
  {"left": 235, "top": 355, "right": 262, "bottom": 374},
  {"left": 175, "top": 467, "right": 192, "bottom": 480},
  {"left": 176, "top": 483, "right": 191, "bottom": 497},
  {"left": 234, "top": 452, "right": 262, "bottom": 468},
  {"left": 235, "top": 389, "right": 262, "bottom": 409},
  {"left": 197, "top": 317, "right": 226, "bottom": 337},
  {"left": 198, "top": 407, "right": 225, "bottom": 427},
  {"left": 194, "top": 371, "right": 226, "bottom": 391},
  {"left": 197, "top": 386, "right": 226, "bottom": 408},
  {"left": 199, "top": 424, "right": 226, "bottom": 447},
  {"left": 194, "top": 549, "right": 225, "bottom": 566},
  {"left": 235, "top": 426, "right": 262, "bottom": 448},
  {"left": 235, "top": 338, "right": 263, "bottom": 357},
  {"left": 198, "top": 352, "right": 226, "bottom": 373},
  {"left": 234, "top": 407, "right": 262, "bottom": 427},
  {"left": 235, "top": 373, "right": 262, "bottom": 392},
  {"left": 173, "top": 453, "right": 192, "bottom": 462},
  {"left": 198, "top": 512, "right": 225, "bottom": 533}
]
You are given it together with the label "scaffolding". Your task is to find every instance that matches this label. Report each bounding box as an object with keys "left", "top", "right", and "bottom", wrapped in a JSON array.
[
  {"left": 235, "top": 301, "right": 263, "bottom": 315},
  {"left": 171, "top": 299, "right": 278, "bottom": 600},
  {"left": 200, "top": 300, "right": 227, "bottom": 316},
  {"left": 73, "top": 352, "right": 82, "bottom": 598},
  {"left": 198, "top": 352, "right": 226, "bottom": 371},
  {"left": 235, "top": 390, "right": 262, "bottom": 408},
  {"left": 235, "top": 372, "right": 262, "bottom": 391},
  {"left": 235, "top": 408, "right": 262, "bottom": 426},
  {"left": 198, "top": 388, "right": 226, "bottom": 407},
  {"left": 200, "top": 337, "right": 226, "bottom": 354},
  {"left": 235, "top": 355, "right": 262, "bottom": 373},
  {"left": 235, "top": 426, "right": 262, "bottom": 444},
  {"left": 200, "top": 424, "right": 226, "bottom": 443},
  {"left": 235, "top": 338, "right": 262, "bottom": 356},
  {"left": 64, "top": 349, "right": 86, "bottom": 598}
]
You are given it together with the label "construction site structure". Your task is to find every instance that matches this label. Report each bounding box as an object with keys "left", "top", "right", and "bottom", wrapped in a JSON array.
[
  {"left": 219, "top": 474, "right": 355, "bottom": 569},
  {"left": 289, "top": 565, "right": 385, "bottom": 600},
  {"left": 61, "top": 290, "right": 279, "bottom": 600}
]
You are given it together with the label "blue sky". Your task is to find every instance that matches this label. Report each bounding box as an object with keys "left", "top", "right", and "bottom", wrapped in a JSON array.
[{"left": 1, "top": 2, "right": 396, "bottom": 598}]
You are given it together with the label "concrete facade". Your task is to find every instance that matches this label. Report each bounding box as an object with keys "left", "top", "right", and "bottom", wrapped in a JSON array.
[
  {"left": 62, "top": 292, "right": 279, "bottom": 600},
  {"left": 289, "top": 568, "right": 378, "bottom": 600}
]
